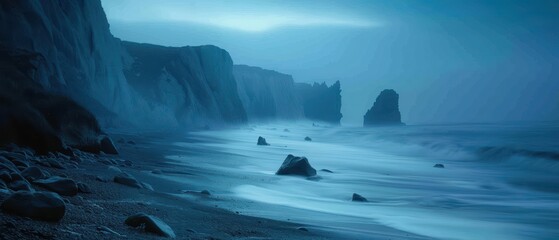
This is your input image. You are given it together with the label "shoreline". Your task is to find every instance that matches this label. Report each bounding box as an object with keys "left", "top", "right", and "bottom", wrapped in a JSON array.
[{"left": 0, "top": 130, "right": 332, "bottom": 240}]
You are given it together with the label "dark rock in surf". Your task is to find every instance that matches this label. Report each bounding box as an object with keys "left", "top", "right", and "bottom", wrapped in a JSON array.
[
  {"left": 99, "top": 136, "right": 118, "bottom": 155},
  {"left": 200, "top": 190, "right": 211, "bottom": 196},
  {"left": 257, "top": 136, "right": 270, "bottom": 146},
  {"left": 433, "top": 164, "right": 445, "bottom": 168},
  {"left": 1, "top": 191, "right": 65, "bottom": 221},
  {"left": 9, "top": 180, "right": 33, "bottom": 191},
  {"left": 276, "top": 154, "right": 317, "bottom": 177},
  {"left": 304, "top": 136, "right": 312, "bottom": 141},
  {"left": 363, "top": 89, "right": 403, "bottom": 126},
  {"left": 352, "top": 193, "right": 368, "bottom": 202},
  {"left": 34, "top": 176, "right": 78, "bottom": 196},
  {"left": 125, "top": 213, "right": 176, "bottom": 238},
  {"left": 320, "top": 169, "right": 333, "bottom": 173}
]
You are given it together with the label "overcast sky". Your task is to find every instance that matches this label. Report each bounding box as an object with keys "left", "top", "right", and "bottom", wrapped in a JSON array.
[{"left": 101, "top": 0, "right": 559, "bottom": 125}]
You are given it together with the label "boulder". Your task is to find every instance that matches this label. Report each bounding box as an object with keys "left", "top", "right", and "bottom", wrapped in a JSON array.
[
  {"left": 114, "top": 173, "right": 143, "bottom": 188},
  {"left": 304, "top": 136, "right": 312, "bottom": 141},
  {"left": 276, "top": 154, "right": 317, "bottom": 177},
  {"left": 1, "top": 191, "right": 65, "bottom": 221},
  {"left": 433, "top": 164, "right": 445, "bottom": 168},
  {"left": 99, "top": 136, "right": 118, "bottom": 155},
  {"left": 320, "top": 169, "right": 333, "bottom": 173},
  {"left": 125, "top": 213, "right": 176, "bottom": 238},
  {"left": 352, "top": 193, "right": 368, "bottom": 202},
  {"left": 257, "top": 136, "right": 269, "bottom": 146},
  {"left": 8, "top": 180, "right": 33, "bottom": 191},
  {"left": 363, "top": 89, "right": 403, "bottom": 126},
  {"left": 77, "top": 182, "right": 92, "bottom": 193},
  {"left": 21, "top": 166, "right": 48, "bottom": 181},
  {"left": 34, "top": 176, "right": 78, "bottom": 196}
]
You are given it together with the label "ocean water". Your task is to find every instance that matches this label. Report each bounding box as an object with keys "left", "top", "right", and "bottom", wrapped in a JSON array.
[{"left": 167, "top": 121, "right": 559, "bottom": 239}]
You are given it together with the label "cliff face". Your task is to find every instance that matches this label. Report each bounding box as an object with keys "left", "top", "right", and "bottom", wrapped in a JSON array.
[
  {"left": 363, "top": 89, "right": 403, "bottom": 126},
  {"left": 121, "top": 42, "right": 247, "bottom": 127},
  {"left": 0, "top": 0, "right": 135, "bottom": 123},
  {"left": 233, "top": 65, "right": 303, "bottom": 121},
  {"left": 295, "top": 81, "right": 343, "bottom": 124},
  {"left": 0, "top": 0, "right": 249, "bottom": 129}
]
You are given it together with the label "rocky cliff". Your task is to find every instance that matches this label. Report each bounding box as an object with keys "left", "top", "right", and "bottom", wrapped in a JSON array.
[
  {"left": 233, "top": 65, "right": 303, "bottom": 121},
  {"left": 0, "top": 0, "right": 249, "bottom": 130},
  {"left": 295, "top": 81, "right": 343, "bottom": 124},
  {"left": 121, "top": 42, "right": 247, "bottom": 127},
  {"left": 0, "top": 0, "right": 135, "bottom": 124},
  {"left": 363, "top": 89, "right": 403, "bottom": 126}
]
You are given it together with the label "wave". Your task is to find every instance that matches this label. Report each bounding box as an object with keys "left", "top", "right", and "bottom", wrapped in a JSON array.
[{"left": 476, "top": 146, "right": 559, "bottom": 161}]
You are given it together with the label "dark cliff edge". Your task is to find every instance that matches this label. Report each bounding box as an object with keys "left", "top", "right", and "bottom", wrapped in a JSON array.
[
  {"left": 295, "top": 81, "right": 343, "bottom": 124},
  {"left": 234, "top": 64, "right": 303, "bottom": 122},
  {"left": 363, "top": 89, "right": 403, "bottom": 126}
]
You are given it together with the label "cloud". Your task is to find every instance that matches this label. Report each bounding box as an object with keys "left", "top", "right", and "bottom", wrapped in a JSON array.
[{"left": 102, "top": 0, "right": 379, "bottom": 32}]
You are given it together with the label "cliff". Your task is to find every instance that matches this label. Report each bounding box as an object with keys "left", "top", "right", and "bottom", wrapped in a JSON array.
[
  {"left": 0, "top": 0, "right": 250, "bottom": 130},
  {"left": 121, "top": 42, "right": 247, "bottom": 127},
  {"left": 295, "top": 81, "right": 343, "bottom": 124},
  {"left": 363, "top": 89, "right": 403, "bottom": 126},
  {"left": 0, "top": 0, "right": 135, "bottom": 124},
  {"left": 233, "top": 65, "right": 303, "bottom": 121}
]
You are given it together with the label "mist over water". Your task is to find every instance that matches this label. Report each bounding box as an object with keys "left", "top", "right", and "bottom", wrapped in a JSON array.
[{"left": 163, "top": 121, "right": 559, "bottom": 239}]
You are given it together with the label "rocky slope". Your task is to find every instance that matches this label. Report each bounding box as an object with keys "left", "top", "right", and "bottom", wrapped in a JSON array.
[
  {"left": 121, "top": 42, "right": 247, "bottom": 128},
  {"left": 363, "top": 89, "right": 403, "bottom": 126},
  {"left": 295, "top": 81, "right": 343, "bottom": 124},
  {"left": 234, "top": 65, "right": 303, "bottom": 121}
]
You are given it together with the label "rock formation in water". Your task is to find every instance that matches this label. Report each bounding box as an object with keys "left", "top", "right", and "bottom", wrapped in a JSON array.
[
  {"left": 363, "top": 89, "right": 403, "bottom": 126},
  {"left": 276, "top": 154, "right": 317, "bottom": 177},
  {"left": 234, "top": 65, "right": 303, "bottom": 121},
  {"left": 295, "top": 81, "right": 343, "bottom": 124},
  {"left": 121, "top": 42, "right": 247, "bottom": 127},
  {"left": 257, "top": 136, "right": 270, "bottom": 146}
]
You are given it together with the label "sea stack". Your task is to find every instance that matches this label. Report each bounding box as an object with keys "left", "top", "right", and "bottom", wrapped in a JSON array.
[{"left": 363, "top": 89, "right": 403, "bottom": 126}]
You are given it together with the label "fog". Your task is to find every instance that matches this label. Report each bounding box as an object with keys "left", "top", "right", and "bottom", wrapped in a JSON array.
[{"left": 101, "top": 0, "right": 559, "bottom": 125}]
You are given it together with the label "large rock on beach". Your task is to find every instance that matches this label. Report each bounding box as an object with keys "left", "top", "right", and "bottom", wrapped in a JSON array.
[
  {"left": 125, "top": 213, "right": 176, "bottom": 238},
  {"left": 1, "top": 191, "right": 65, "bottom": 221},
  {"left": 257, "top": 136, "right": 270, "bottom": 146},
  {"left": 276, "top": 154, "right": 317, "bottom": 177},
  {"left": 34, "top": 176, "right": 78, "bottom": 196}
]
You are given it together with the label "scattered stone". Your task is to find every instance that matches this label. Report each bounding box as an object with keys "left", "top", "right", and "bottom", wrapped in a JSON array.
[
  {"left": 0, "top": 157, "right": 19, "bottom": 172},
  {"left": 297, "top": 227, "right": 309, "bottom": 232},
  {"left": 34, "top": 176, "right": 78, "bottom": 196},
  {"left": 257, "top": 136, "right": 270, "bottom": 146},
  {"left": 21, "top": 166, "right": 48, "bottom": 181},
  {"left": 320, "top": 169, "right": 333, "bottom": 173},
  {"left": 352, "top": 193, "right": 368, "bottom": 202},
  {"left": 433, "top": 164, "right": 445, "bottom": 168},
  {"left": 276, "top": 154, "right": 317, "bottom": 177},
  {"left": 77, "top": 182, "right": 92, "bottom": 193},
  {"left": 9, "top": 180, "right": 33, "bottom": 191},
  {"left": 99, "top": 136, "right": 118, "bottom": 155},
  {"left": 108, "top": 166, "right": 122, "bottom": 173},
  {"left": 114, "top": 173, "right": 143, "bottom": 188},
  {"left": 125, "top": 213, "right": 176, "bottom": 238},
  {"left": 127, "top": 140, "right": 136, "bottom": 145},
  {"left": 200, "top": 190, "right": 211, "bottom": 196},
  {"left": 1, "top": 191, "right": 65, "bottom": 221},
  {"left": 97, "top": 226, "right": 124, "bottom": 237},
  {"left": 141, "top": 182, "right": 154, "bottom": 191},
  {"left": 45, "top": 158, "right": 64, "bottom": 169},
  {"left": 0, "top": 170, "right": 12, "bottom": 182},
  {"left": 96, "top": 175, "right": 111, "bottom": 182},
  {"left": 304, "top": 136, "right": 312, "bottom": 141}
]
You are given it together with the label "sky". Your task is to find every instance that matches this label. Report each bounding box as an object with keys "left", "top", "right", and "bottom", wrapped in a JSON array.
[{"left": 101, "top": 0, "right": 559, "bottom": 125}]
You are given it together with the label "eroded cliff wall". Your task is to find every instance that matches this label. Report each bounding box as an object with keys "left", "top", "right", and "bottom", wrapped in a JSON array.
[{"left": 233, "top": 65, "right": 303, "bottom": 122}]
